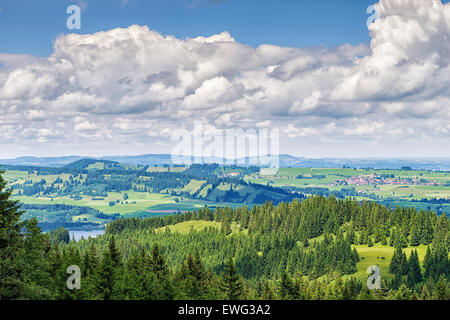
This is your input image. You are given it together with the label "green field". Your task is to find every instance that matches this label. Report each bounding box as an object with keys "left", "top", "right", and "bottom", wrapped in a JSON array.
[
  {"left": 12, "top": 191, "right": 246, "bottom": 216},
  {"left": 302, "top": 233, "right": 432, "bottom": 283},
  {"left": 248, "top": 168, "right": 450, "bottom": 190},
  {"left": 181, "top": 179, "right": 206, "bottom": 195},
  {"left": 12, "top": 188, "right": 253, "bottom": 230},
  {"left": 6, "top": 171, "right": 72, "bottom": 186},
  {"left": 246, "top": 167, "right": 450, "bottom": 214},
  {"left": 155, "top": 220, "right": 222, "bottom": 234},
  {"left": 13, "top": 192, "right": 178, "bottom": 214},
  {"left": 347, "top": 244, "right": 429, "bottom": 283}
]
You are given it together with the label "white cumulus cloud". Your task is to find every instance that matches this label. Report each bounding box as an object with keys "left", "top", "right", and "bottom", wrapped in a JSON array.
[{"left": 0, "top": 0, "right": 449, "bottom": 158}]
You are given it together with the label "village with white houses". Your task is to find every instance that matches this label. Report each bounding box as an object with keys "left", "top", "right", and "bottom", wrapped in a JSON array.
[{"left": 332, "top": 174, "right": 441, "bottom": 187}]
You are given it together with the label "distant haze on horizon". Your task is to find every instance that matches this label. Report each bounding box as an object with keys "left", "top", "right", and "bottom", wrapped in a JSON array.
[{"left": 2, "top": 141, "right": 450, "bottom": 160}]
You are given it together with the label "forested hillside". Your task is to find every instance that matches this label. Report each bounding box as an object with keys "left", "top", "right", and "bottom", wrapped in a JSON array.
[
  {"left": 1, "top": 170, "right": 448, "bottom": 300},
  {"left": 5, "top": 161, "right": 448, "bottom": 233},
  {"left": 3, "top": 161, "right": 302, "bottom": 230}
]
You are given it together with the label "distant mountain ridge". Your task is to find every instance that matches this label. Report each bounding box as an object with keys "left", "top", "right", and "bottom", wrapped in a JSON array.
[
  {"left": 1, "top": 154, "right": 450, "bottom": 170},
  {"left": 0, "top": 156, "right": 86, "bottom": 168},
  {"left": 63, "top": 158, "right": 121, "bottom": 169}
]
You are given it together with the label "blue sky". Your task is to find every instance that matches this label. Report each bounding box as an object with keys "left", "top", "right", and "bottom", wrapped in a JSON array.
[
  {"left": 0, "top": 0, "right": 449, "bottom": 158},
  {"left": 0, "top": 0, "right": 378, "bottom": 56}
]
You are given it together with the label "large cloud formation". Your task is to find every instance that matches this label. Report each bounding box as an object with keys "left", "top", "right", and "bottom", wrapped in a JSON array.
[{"left": 0, "top": 0, "right": 449, "bottom": 157}]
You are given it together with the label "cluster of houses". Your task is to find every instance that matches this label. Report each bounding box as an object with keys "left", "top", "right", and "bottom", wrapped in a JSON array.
[
  {"left": 220, "top": 172, "right": 241, "bottom": 178},
  {"left": 331, "top": 174, "right": 440, "bottom": 187}
]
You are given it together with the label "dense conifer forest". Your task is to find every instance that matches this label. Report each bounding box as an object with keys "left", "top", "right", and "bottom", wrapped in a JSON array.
[{"left": 1, "top": 170, "right": 449, "bottom": 300}]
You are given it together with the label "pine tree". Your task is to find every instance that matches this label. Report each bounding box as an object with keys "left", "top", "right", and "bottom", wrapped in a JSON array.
[
  {"left": 122, "top": 254, "right": 146, "bottom": 300},
  {"left": 278, "top": 272, "right": 299, "bottom": 300},
  {"left": 96, "top": 250, "right": 115, "bottom": 300},
  {"left": 423, "top": 245, "right": 434, "bottom": 280},
  {"left": 389, "top": 229, "right": 397, "bottom": 247},
  {"left": 148, "top": 243, "right": 169, "bottom": 279},
  {"left": 400, "top": 251, "right": 408, "bottom": 276},
  {"left": 148, "top": 244, "right": 175, "bottom": 300},
  {"left": 397, "top": 233, "right": 408, "bottom": 249},
  {"left": 381, "top": 234, "right": 387, "bottom": 246},
  {"left": 354, "top": 233, "right": 360, "bottom": 245},
  {"left": 407, "top": 250, "right": 422, "bottom": 287},
  {"left": 389, "top": 246, "right": 408, "bottom": 276},
  {"left": 432, "top": 215, "right": 448, "bottom": 250},
  {"left": 222, "top": 257, "right": 243, "bottom": 300},
  {"left": 188, "top": 252, "right": 205, "bottom": 283},
  {"left": 432, "top": 274, "right": 450, "bottom": 300},
  {"left": 431, "top": 215, "right": 449, "bottom": 278},
  {"left": 352, "top": 248, "right": 360, "bottom": 263},
  {"left": 108, "top": 236, "right": 121, "bottom": 268},
  {"left": 421, "top": 215, "right": 434, "bottom": 245},
  {"left": 222, "top": 219, "right": 232, "bottom": 235},
  {"left": 346, "top": 227, "right": 356, "bottom": 244},
  {"left": 410, "top": 222, "right": 421, "bottom": 247},
  {"left": 83, "top": 241, "right": 98, "bottom": 277},
  {"left": 0, "top": 171, "right": 25, "bottom": 299},
  {"left": 261, "top": 280, "right": 275, "bottom": 300},
  {"left": 80, "top": 241, "right": 99, "bottom": 298},
  {"left": 20, "top": 218, "right": 53, "bottom": 299},
  {"left": 359, "top": 229, "right": 367, "bottom": 245},
  {"left": 177, "top": 254, "right": 203, "bottom": 299},
  {"left": 420, "top": 276, "right": 435, "bottom": 300}
]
